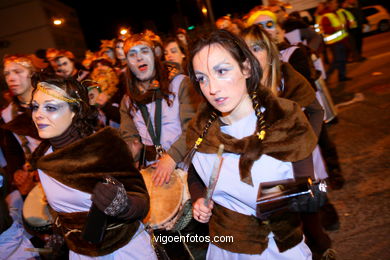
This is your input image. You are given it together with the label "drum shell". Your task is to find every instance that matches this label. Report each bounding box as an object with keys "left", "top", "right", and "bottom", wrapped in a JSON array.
[
  {"left": 22, "top": 183, "right": 53, "bottom": 234},
  {"left": 140, "top": 167, "right": 192, "bottom": 231},
  {"left": 315, "top": 77, "right": 338, "bottom": 123}
]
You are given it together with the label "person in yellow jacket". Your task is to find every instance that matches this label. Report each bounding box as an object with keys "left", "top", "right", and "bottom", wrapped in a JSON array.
[{"left": 319, "top": 0, "right": 351, "bottom": 81}]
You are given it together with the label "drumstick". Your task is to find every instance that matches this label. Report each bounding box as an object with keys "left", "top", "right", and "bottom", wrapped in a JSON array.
[
  {"left": 204, "top": 144, "right": 224, "bottom": 207},
  {"left": 25, "top": 248, "right": 53, "bottom": 253}
]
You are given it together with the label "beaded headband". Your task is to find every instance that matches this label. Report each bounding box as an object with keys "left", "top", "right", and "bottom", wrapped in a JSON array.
[
  {"left": 4, "top": 56, "right": 34, "bottom": 71},
  {"left": 37, "top": 82, "right": 82, "bottom": 103}
]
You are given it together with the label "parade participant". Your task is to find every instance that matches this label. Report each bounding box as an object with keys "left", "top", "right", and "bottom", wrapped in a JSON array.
[
  {"left": 319, "top": 0, "right": 351, "bottom": 81},
  {"left": 187, "top": 29, "right": 320, "bottom": 259},
  {"left": 163, "top": 37, "right": 188, "bottom": 72},
  {"left": 1, "top": 55, "right": 40, "bottom": 196},
  {"left": 114, "top": 38, "right": 128, "bottom": 70},
  {"left": 242, "top": 25, "right": 340, "bottom": 259},
  {"left": 215, "top": 16, "right": 244, "bottom": 35},
  {"left": 120, "top": 31, "right": 200, "bottom": 186},
  {"left": 83, "top": 51, "right": 125, "bottom": 128},
  {"left": 46, "top": 48, "right": 89, "bottom": 81},
  {"left": 30, "top": 73, "right": 156, "bottom": 259},
  {"left": 176, "top": 28, "right": 189, "bottom": 50}
]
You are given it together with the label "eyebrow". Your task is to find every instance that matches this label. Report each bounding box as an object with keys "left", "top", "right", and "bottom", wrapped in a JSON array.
[{"left": 213, "top": 61, "right": 231, "bottom": 71}]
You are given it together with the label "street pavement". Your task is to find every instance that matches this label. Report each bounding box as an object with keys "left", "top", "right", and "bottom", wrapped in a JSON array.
[{"left": 324, "top": 31, "right": 390, "bottom": 260}]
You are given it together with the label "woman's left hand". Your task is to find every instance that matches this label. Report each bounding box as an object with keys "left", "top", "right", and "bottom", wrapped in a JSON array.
[
  {"left": 92, "top": 177, "right": 129, "bottom": 216},
  {"left": 152, "top": 153, "right": 176, "bottom": 186}
]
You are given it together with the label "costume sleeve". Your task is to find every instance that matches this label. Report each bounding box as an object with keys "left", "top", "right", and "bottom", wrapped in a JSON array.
[
  {"left": 119, "top": 96, "right": 142, "bottom": 160},
  {"left": 187, "top": 164, "right": 206, "bottom": 203},
  {"left": 300, "top": 28, "right": 322, "bottom": 52},
  {"left": 304, "top": 98, "right": 324, "bottom": 138},
  {"left": 166, "top": 77, "right": 201, "bottom": 163},
  {"left": 282, "top": 63, "right": 316, "bottom": 107},
  {"left": 288, "top": 48, "right": 316, "bottom": 91},
  {"left": 292, "top": 154, "right": 315, "bottom": 179}
]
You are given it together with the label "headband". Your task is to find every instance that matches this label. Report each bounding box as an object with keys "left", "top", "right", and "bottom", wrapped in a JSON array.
[{"left": 37, "top": 82, "right": 82, "bottom": 103}]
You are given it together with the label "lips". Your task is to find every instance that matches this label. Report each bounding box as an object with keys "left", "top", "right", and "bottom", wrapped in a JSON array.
[
  {"left": 214, "top": 97, "right": 227, "bottom": 105},
  {"left": 37, "top": 124, "right": 49, "bottom": 129},
  {"left": 138, "top": 64, "right": 148, "bottom": 72}
]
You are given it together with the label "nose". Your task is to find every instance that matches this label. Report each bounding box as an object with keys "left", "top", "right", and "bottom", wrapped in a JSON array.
[
  {"left": 208, "top": 78, "right": 221, "bottom": 95},
  {"left": 136, "top": 52, "right": 143, "bottom": 61},
  {"left": 33, "top": 107, "right": 44, "bottom": 121},
  {"left": 6, "top": 72, "right": 16, "bottom": 83}
]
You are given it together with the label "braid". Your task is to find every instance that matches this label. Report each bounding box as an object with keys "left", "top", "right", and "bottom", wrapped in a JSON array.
[{"left": 250, "top": 91, "right": 267, "bottom": 141}]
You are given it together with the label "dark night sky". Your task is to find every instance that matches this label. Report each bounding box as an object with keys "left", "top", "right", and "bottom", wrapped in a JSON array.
[{"left": 59, "top": 0, "right": 261, "bottom": 50}]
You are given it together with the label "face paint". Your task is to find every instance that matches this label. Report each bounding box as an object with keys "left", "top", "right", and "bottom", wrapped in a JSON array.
[
  {"left": 192, "top": 44, "right": 250, "bottom": 116},
  {"left": 164, "top": 41, "right": 185, "bottom": 66},
  {"left": 255, "top": 20, "right": 275, "bottom": 30},
  {"left": 32, "top": 89, "right": 75, "bottom": 139},
  {"left": 56, "top": 57, "right": 75, "bottom": 77},
  {"left": 245, "top": 41, "right": 268, "bottom": 71},
  {"left": 3, "top": 62, "right": 32, "bottom": 98},
  {"left": 115, "top": 41, "right": 126, "bottom": 60},
  {"left": 253, "top": 15, "right": 277, "bottom": 39},
  {"left": 126, "top": 44, "right": 155, "bottom": 81}
]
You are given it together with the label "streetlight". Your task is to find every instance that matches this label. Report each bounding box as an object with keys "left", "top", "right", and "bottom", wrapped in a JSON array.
[
  {"left": 120, "top": 28, "right": 128, "bottom": 35},
  {"left": 53, "top": 18, "right": 64, "bottom": 26},
  {"left": 202, "top": 6, "right": 208, "bottom": 16}
]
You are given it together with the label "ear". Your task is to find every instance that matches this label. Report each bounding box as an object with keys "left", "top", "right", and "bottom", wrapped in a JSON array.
[{"left": 242, "top": 59, "right": 251, "bottom": 79}]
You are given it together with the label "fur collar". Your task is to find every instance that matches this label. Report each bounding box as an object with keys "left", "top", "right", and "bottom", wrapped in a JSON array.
[
  {"left": 281, "top": 62, "right": 316, "bottom": 107},
  {"left": 36, "top": 127, "right": 145, "bottom": 194},
  {"left": 187, "top": 86, "right": 317, "bottom": 186}
]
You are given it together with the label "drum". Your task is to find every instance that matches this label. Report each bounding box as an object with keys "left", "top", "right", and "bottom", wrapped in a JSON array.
[
  {"left": 315, "top": 77, "right": 338, "bottom": 123},
  {"left": 141, "top": 167, "right": 192, "bottom": 231},
  {"left": 23, "top": 183, "right": 53, "bottom": 233}
]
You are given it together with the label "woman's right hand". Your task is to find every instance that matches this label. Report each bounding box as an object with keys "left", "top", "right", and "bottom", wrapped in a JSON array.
[{"left": 193, "top": 198, "right": 214, "bottom": 223}]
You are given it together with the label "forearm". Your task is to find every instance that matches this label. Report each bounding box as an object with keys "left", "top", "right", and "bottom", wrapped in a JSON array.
[
  {"left": 117, "top": 194, "right": 149, "bottom": 220},
  {"left": 167, "top": 77, "right": 200, "bottom": 163}
]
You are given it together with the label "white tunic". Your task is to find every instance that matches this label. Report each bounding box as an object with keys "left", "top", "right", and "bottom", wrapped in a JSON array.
[
  {"left": 38, "top": 147, "right": 157, "bottom": 260},
  {"left": 192, "top": 112, "right": 312, "bottom": 260}
]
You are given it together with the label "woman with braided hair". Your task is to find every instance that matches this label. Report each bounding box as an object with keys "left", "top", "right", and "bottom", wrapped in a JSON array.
[
  {"left": 30, "top": 73, "right": 156, "bottom": 259},
  {"left": 186, "top": 30, "right": 322, "bottom": 259}
]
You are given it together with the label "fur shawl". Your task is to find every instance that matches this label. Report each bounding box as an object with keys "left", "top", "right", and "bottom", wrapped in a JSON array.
[
  {"left": 35, "top": 127, "right": 147, "bottom": 197},
  {"left": 186, "top": 86, "right": 317, "bottom": 186}
]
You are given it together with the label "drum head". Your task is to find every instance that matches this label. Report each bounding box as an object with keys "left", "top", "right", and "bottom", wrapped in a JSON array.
[
  {"left": 23, "top": 183, "right": 52, "bottom": 230},
  {"left": 141, "top": 167, "right": 183, "bottom": 229}
]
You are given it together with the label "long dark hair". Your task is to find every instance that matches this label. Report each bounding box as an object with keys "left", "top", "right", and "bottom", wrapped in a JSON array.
[
  {"left": 31, "top": 73, "right": 98, "bottom": 138},
  {"left": 188, "top": 29, "right": 263, "bottom": 95}
]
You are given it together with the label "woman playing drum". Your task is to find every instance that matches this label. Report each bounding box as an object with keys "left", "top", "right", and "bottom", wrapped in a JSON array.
[
  {"left": 30, "top": 73, "right": 156, "bottom": 259},
  {"left": 186, "top": 30, "right": 319, "bottom": 259}
]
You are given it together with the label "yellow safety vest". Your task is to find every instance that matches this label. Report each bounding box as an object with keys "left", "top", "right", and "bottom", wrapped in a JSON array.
[
  {"left": 321, "top": 13, "right": 349, "bottom": 44},
  {"left": 337, "top": 8, "right": 357, "bottom": 29}
]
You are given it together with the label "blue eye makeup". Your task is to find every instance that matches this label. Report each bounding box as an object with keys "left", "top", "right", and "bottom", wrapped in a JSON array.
[{"left": 255, "top": 20, "right": 275, "bottom": 29}]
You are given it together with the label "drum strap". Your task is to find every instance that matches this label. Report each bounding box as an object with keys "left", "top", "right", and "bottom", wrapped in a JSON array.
[{"left": 139, "top": 97, "right": 163, "bottom": 154}]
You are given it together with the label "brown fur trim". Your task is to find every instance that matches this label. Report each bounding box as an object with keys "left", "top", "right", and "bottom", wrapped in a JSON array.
[
  {"left": 281, "top": 62, "right": 316, "bottom": 107},
  {"left": 37, "top": 127, "right": 147, "bottom": 197},
  {"left": 187, "top": 86, "right": 317, "bottom": 186}
]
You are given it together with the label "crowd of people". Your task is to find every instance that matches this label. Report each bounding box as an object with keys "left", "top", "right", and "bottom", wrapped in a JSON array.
[{"left": 0, "top": 0, "right": 368, "bottom": 259}]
